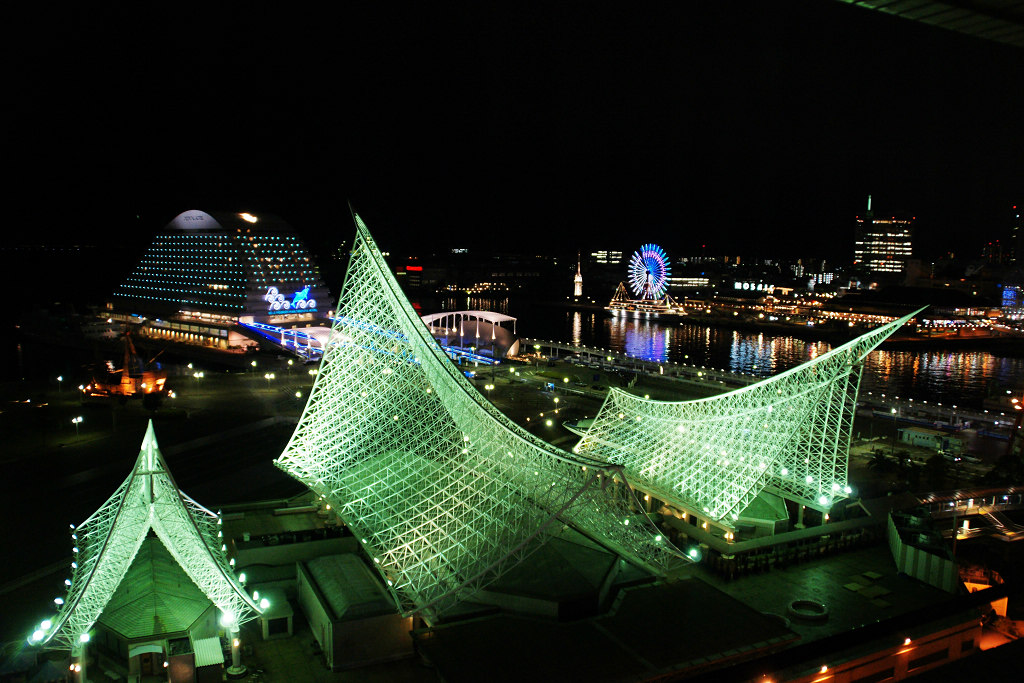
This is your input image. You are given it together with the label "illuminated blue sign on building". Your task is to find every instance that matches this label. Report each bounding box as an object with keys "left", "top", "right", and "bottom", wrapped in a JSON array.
[{"left": 266, "top": 286, "right": 317, "bottom": 314}]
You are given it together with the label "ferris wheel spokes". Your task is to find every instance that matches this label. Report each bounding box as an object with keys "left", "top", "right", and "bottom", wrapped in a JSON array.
[{"left": 628, "top": 244, "right": 671, "bottom": 300}]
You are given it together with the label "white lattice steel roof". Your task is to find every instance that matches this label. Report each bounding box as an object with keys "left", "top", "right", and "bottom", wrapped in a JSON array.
[
  {"left": 275, "top": 211, "right": 684, "bottom": 619},
  {"left": 574, "top": 310, "right": 923, "bottom": 524},
  {"left": 31, "top": 421, "right": 259, "bottom": 651}
]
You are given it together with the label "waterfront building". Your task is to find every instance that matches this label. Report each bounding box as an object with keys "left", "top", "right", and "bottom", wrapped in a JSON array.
[
  {"left": 668, "top": 275, "right": 710, "bottom": 289},
  {"left": 854, "top": 195, "right": 914, "bottom": 275},
  {"left": 1001, "top": 284, "right": 1024, "bottom": 320},
  {"left": 107, "top": 210, "right": 331, "bottom": 356}
]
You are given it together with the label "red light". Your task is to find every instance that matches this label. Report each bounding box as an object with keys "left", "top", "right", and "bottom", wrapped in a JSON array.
[{"left": 405, "top": 266, "right": 423, "bottom": 271}]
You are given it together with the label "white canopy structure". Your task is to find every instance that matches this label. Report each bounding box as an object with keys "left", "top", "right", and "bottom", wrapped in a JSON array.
[{"left": 420, "top": 311, "right": 518, "bottom": 338}]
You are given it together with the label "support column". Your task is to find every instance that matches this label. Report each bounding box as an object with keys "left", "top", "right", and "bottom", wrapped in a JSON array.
[
  {"left": 226, "top": 627, "right": 247, "bottom": 678},
  {"left": 71, "top": 646, "right": 86, "bottom": 683},
  {"left": 795, "top": 504, "right": 806, "bottom": 530}
]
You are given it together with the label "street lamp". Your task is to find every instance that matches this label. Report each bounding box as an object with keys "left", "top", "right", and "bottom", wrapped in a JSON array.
[
  {"left": 890, "top": 407, "right": 898, "bottom": 457},
  {"left": 264, "top": 372, "right": 275, "bottom": 385},
  {"left": 72, "top": 416, "right": 83, "bottom": 437},
  {"left": 57, "top": 376, "right": 63, "bottom": 393}
]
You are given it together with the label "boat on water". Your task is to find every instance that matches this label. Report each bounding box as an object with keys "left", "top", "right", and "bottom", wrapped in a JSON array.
[{"left": 604, "top": 281, "right": 689, "bottom": 320}]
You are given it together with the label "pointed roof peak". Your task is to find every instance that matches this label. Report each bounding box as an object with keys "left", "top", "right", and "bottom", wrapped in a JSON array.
[{"left": 33, "top": 423, "right": 259, "bottom": 650}]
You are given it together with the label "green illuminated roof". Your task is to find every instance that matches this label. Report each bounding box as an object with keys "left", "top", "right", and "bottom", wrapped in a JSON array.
[
  {"left": 34, "top": 421, "right": 259, "bottom": 651},
  {"left": 275, "top": 211, "right": 683, "bottom": 619},
  {"left": 574, "top": 309, "right": 923, "bottom": 523},
  {"left": 98, "top": 535, "right": 211, "bottom": 640}
]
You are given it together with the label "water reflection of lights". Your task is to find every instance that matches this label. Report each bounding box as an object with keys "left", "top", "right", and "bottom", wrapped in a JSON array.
[
  {"left": 581, "top": 316, "right": 1024, "bottom": 406},
  {"left": 608, "top": 316, "right": 670, "bottom": 362},
  {"left": 861, "top": 350, "right": 1024, "bottom": 405},
  {"left": 446, "top": 298, "right": 1024, "bottom": 408},
  {"left": 435, "top": 295, "right": 512, "bottom": 315}
]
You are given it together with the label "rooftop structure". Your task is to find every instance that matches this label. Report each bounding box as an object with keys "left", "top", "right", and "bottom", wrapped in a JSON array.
[
  {"left": 574, "top": 309, "right": 922, "bottom": 525},
  {"left": 275, "top": 211, "right": 683, "bottom": 620},
  {"left": 28, "top": 421, "right": 260, "bottom": 652}
]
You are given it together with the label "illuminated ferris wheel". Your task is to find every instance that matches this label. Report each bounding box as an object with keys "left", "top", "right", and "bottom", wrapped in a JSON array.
[{"left": 628, "top": 243, "right": 671, "bottom": 299}]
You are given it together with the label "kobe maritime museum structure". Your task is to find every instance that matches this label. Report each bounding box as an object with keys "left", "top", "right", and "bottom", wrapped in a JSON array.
[{"left": 23, "top": 211, "right": 991, "bottom": 683}]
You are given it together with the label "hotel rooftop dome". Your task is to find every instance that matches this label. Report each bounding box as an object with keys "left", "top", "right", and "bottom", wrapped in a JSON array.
[{"left": 112, "top": 210, "right": 330, "bottom": 325}]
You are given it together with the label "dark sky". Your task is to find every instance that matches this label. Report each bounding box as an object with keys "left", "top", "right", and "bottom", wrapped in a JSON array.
[{"left": 4, "top": 2, "right": 1023, "bottom": 262}]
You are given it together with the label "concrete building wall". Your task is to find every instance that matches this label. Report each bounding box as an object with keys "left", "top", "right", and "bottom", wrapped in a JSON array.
[{"left": 295, "top": 561, "right": 336, "bottom": 670}]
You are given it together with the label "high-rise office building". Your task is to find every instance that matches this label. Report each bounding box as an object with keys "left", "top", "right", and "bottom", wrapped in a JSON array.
[
  {"left": 590, "top": 250, "right": 623, "bottom": 265},
  {"left": 853, "top": 195, "right": 913, "bottom": 274},
  {"left": 1010, "top": 204, "right": 1023, "bottom": 264}
]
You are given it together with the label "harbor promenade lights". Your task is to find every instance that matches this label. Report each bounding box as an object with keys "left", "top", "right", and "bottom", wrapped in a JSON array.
[
  {"left": 71, "top": 416, "right": 83, "bottom": 437},
  {"left": 275, "top": 211, "right": 684, "bottom": 620},
  {"left": 30, "top": 421, "right": 261, "bottom": 650},
  {"left": 575, "top": 309, "right": 923, "bottom": 524}
]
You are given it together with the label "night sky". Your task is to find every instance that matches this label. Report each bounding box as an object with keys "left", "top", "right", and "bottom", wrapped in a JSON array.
[{"left": 4, "top": 2, "right": 1023, "bottom": 262}]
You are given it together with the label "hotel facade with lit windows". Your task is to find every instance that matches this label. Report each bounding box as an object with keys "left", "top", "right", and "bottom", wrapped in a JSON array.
[{"left": 106, "top": 210, "right": 331, "bottom": 354}]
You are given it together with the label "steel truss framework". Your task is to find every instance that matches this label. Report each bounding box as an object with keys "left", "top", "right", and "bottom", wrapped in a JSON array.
[
  {"left": 275, "top": 213, "right": 681, "bottom": 619},
  {"left": 37, "top": 421, "right": 259, "bottom": 650},
  {"left": 575, "top": 310, "right": 922, "bottom": 525}
]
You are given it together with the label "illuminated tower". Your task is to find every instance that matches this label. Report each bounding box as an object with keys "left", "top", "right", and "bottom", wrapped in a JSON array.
[{"left": 573, "top": 252, "right": 583, "bottom": 297}]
